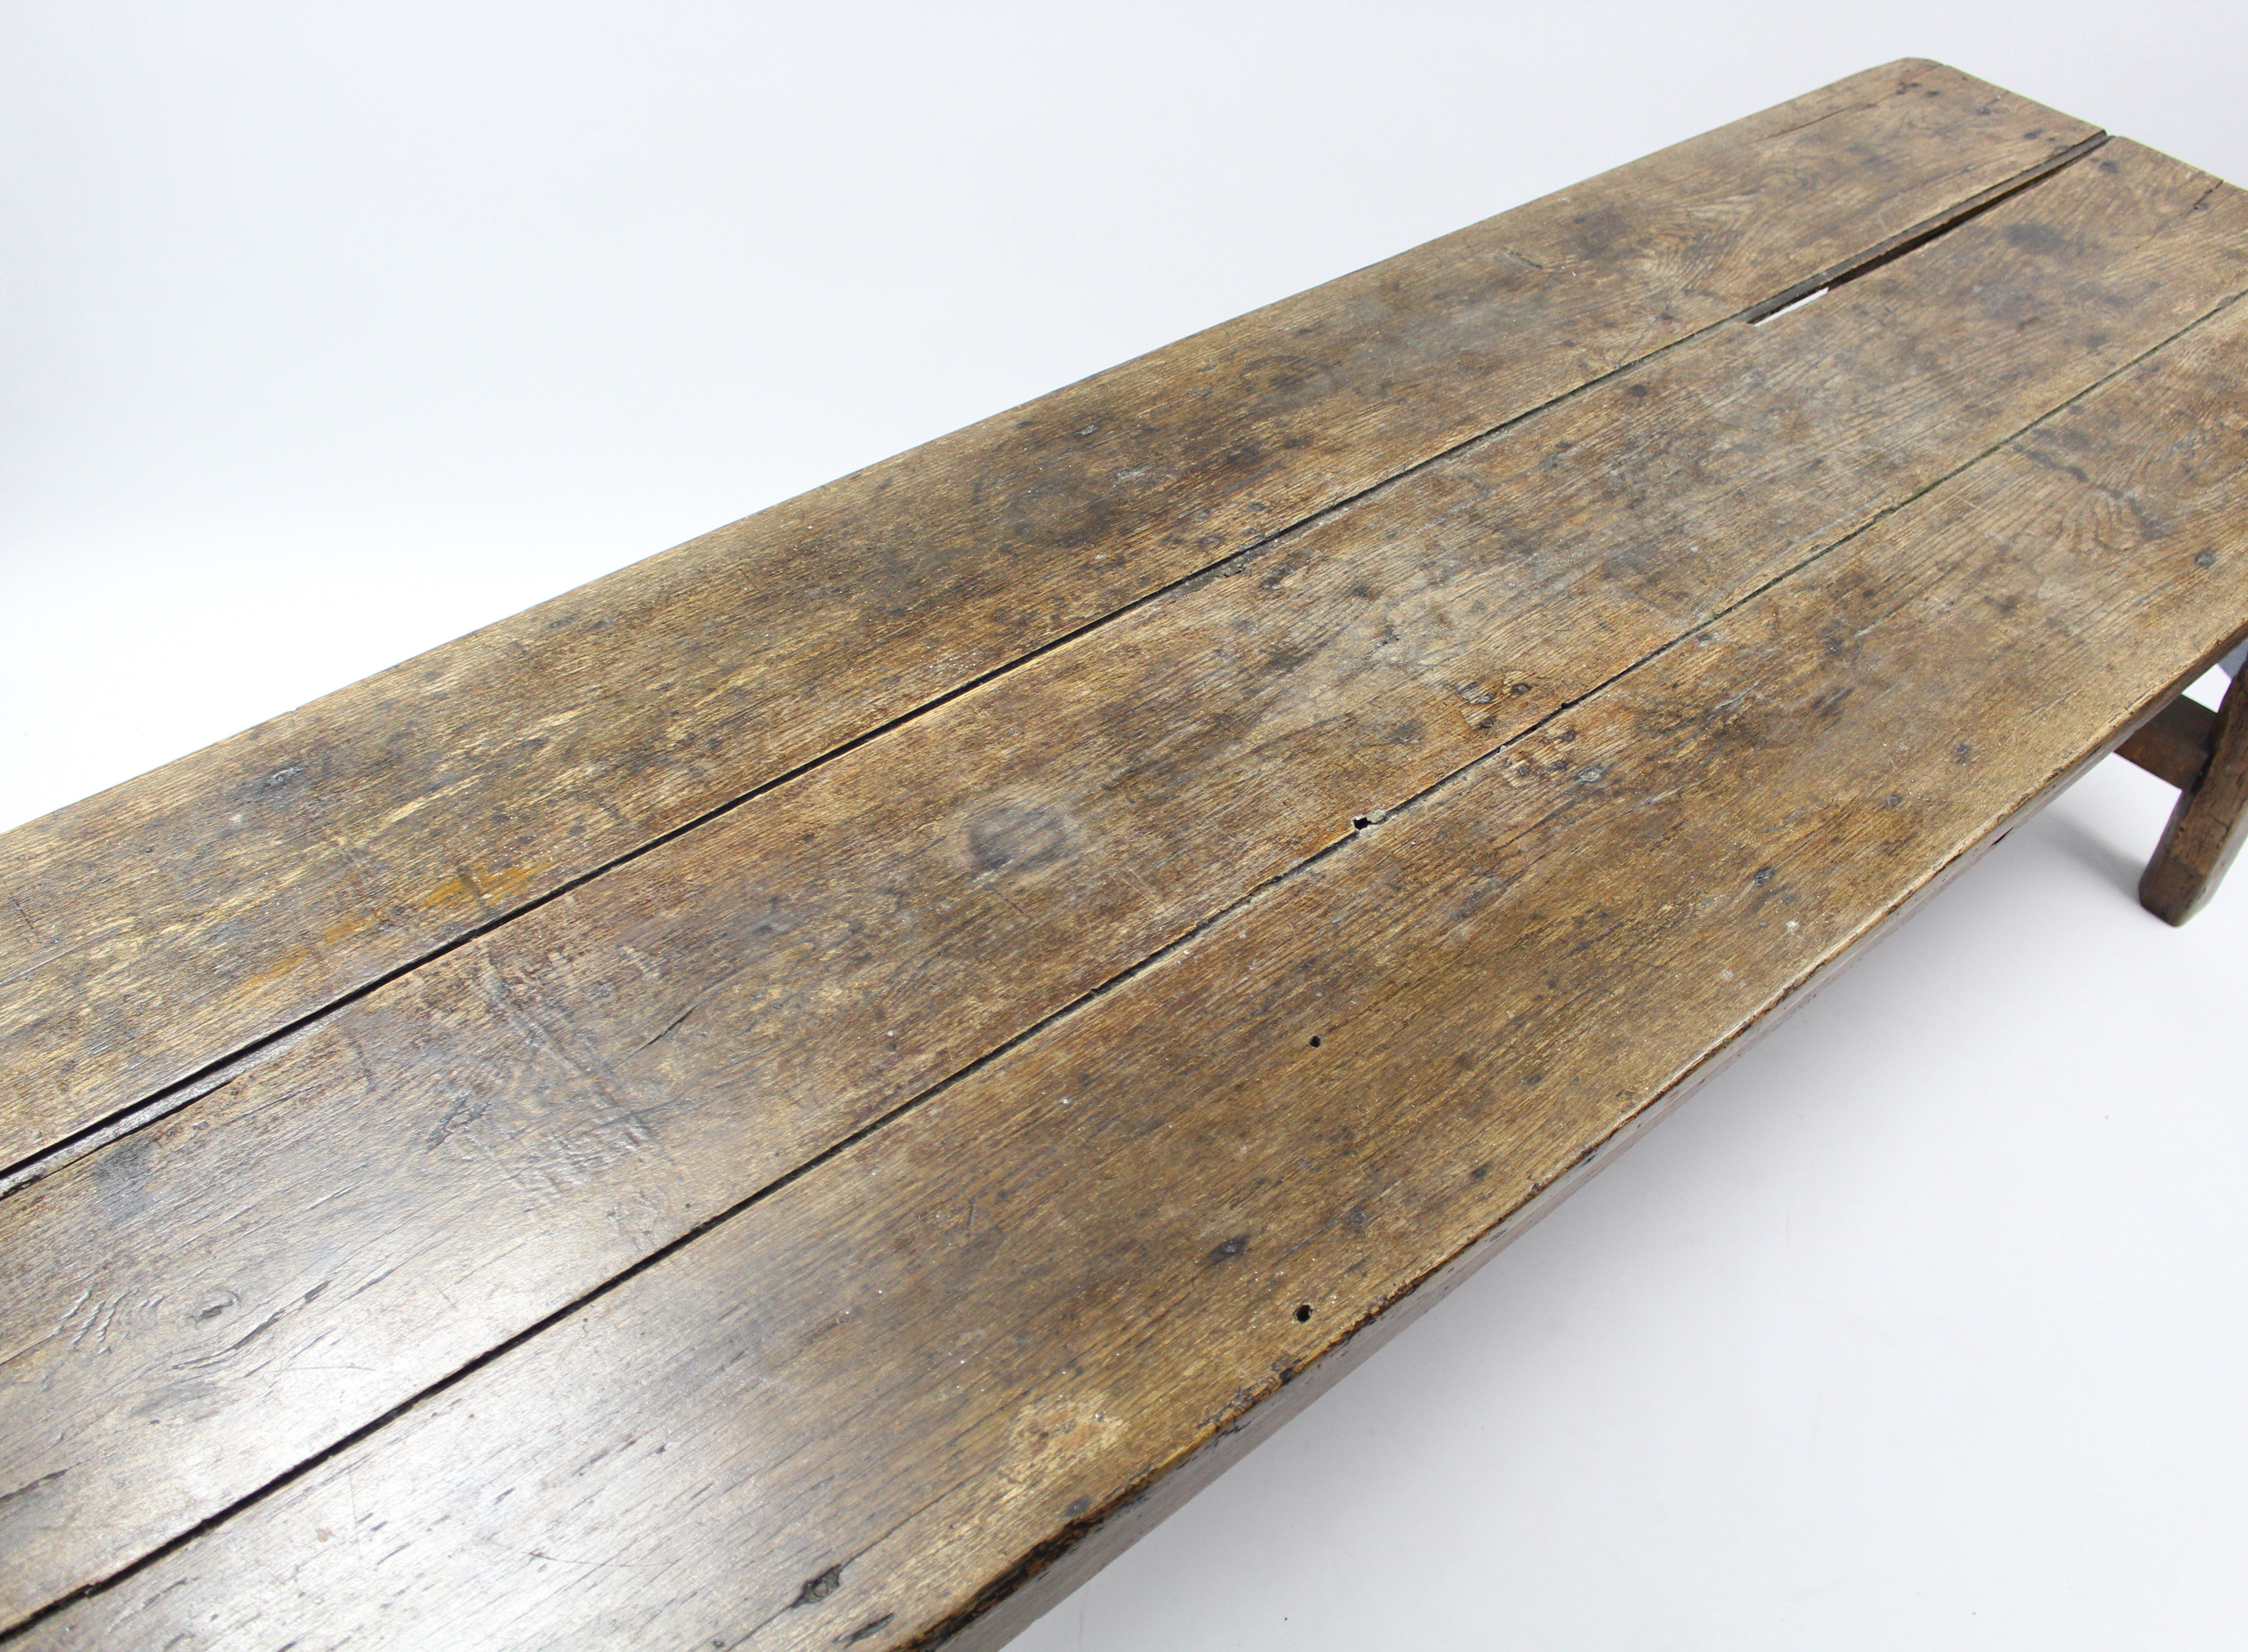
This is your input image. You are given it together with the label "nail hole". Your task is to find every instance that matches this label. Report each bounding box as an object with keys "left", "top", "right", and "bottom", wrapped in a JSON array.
[
  {"left": 792, "top": 1564, "right": 843, "bottom": 1607},
  {"left": 1308, "top": 1035, "right": 1322, "bottom": 1048},
  {"left": 1351, "top": 816, "right": 1370, "bottom": 830},
  {"left": 1294, "top": 1303, "right": 1313, "bottom": 1323}
]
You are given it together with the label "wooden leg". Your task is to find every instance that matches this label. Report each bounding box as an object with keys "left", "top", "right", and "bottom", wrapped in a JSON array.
[
  {"left": 2140, "top": 661, "right": 2248, "bottom": 925},
  {"left": 2115, "top": 694, "right": 2217, "bottom": 789}
]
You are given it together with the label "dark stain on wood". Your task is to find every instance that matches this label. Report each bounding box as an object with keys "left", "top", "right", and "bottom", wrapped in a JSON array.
[
  {"left": 0, "top": 61, "right": 2107, "bottom": 1174},
  {"left": 4, "top": 60, "right": 2246, "bottom": 1652}
]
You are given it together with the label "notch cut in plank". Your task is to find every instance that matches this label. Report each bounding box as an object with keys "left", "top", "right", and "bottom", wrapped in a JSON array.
[
  {"left": 23, "top": 265, "right": 2248, "bottom": 1652},
  {"left": 4, "top": 135, "right": 2243, "bottom": 1627},
  {"left": 0, "top": 60, "right": 2104, "bottom": 1172}
]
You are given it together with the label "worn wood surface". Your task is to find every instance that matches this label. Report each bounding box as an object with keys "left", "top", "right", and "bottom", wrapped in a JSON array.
[
  {"left": 2115, "top": 691, "right": 2218, "bottom": 788},
  {"left": 7, "top": 62, "right": 2248, "bottom": 1652},
  {"left": 17, "top": 247, "right": 2248, "bottom": 1652},
  {"left": 2141, "top": 664, "right": 2248, "bottom": 922},
  {"left": 5, "top": 134, "right": 2244, "bottom": 1628},
  {"left": 0, "top": 61, "right": 2101, "bottom": 1174}
]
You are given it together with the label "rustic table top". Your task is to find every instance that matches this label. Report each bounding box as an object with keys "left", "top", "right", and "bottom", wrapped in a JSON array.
[{"left": 4, "top": 58, "right": 2244, "bottom": 1651}]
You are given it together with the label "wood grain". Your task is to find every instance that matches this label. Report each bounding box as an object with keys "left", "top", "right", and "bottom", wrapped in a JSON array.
[
  {"left": 4, "top": 136, "right": 2244, "bottom": 1628},
  {"left": 0, "top": 61, "right": 2101, "bottom": 1172},
  {"left": 2141, "top": 662, "right": 2248, "bottom": 921},
  {"left": 22, "top": 252, "right": 2248, "bottom": 1652},
  {"left": 2115, "top": 691, "right": 2217, "bottom": 788}
]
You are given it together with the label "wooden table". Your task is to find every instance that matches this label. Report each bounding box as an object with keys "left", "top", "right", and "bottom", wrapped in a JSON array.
[{"left": 4, "top": 58, "right": 2245, "bottom": 1650}]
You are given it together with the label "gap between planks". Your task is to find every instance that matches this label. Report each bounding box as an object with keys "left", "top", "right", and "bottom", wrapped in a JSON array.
[
  {"left": 0, "top": 132, "right": 2119, "bottom": 1207},
  {"left": 1742, "top": 130, "right": 2108, "bottom": 322},
  {"left": 8, "top": 205, "right": 2239, "bottom": 1648}
]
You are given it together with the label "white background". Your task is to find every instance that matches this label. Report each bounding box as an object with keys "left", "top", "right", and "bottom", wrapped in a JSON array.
[{"left": 3, "top": 5, "right": 2243, "bottom": 1648}]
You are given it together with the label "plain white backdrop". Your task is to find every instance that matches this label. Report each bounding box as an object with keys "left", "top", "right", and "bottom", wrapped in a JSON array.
[{"left": 3, "top": 5, "right": 2243, "bottom": 1648}]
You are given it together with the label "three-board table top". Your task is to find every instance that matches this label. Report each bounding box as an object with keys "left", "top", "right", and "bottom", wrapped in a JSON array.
[{"left": 5, "top": 59, "right": 2247, "bottom": 1650}]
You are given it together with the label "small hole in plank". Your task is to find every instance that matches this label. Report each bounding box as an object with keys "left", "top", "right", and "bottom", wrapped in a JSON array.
[
  {"left": 1351, "top": 816, "right": 1370, "bottom": 830},
  {"left": 792, "top": 1564, "right": 844, "bottom": 1607},
  {"left": 1294, "top": 1303, "right": 1313, "bottom": 1323},
  {"left": 1308, "top": 1036, "right": 1321, "bottom": 1048}
]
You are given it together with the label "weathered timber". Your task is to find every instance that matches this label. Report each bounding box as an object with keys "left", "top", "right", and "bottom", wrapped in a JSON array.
[
  {"left": 2115, "top": 691, "right": 2218, "bottom": 788},
  {"left": 3, "top": 137, "right": 2241, "bottom": 1626},
  {"left": 0, "top": 61, "right": 2100, "bottom": 1172},
  {"left": 19, "top": 255, "right": 2248, "bottom": 1652},
  {"left": 2141, "top": 663, "right": 2248, "bottom": 922}
]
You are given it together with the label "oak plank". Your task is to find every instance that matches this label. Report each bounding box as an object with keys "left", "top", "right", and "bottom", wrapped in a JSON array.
[
  {"left": 23, "top": 252, "right": 2248, "bottom": 1652},
  {"left": 0, "top": 60, "right": 2101, "bottom": 1171},
  {"left": 4, "top": 139, "right": 2244, "bottom": 1626}
]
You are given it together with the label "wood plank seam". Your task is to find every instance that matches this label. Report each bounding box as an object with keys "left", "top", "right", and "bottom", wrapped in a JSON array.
[
  {"left": 0, "top": 87, "right": 2121, "bottom": 1187},
  {"left": 0, "top": 131, "right": 2133, "bottom": 1206},
  {"left": 1739, "top": 129, "right": 2109, "bottom": 321},
  {"left": 930, "top": 609, "right": 2248, "bottom": 1652},
  {"left": 9, "top": 142, "right": 2239, "bottom": 1618},
  {"left": 11, "top": 216, "right": 2243, "bottom": 1643},
  {"left": 727, "top": 326, "right": 2248, "bottom": 1643},
  {"left": 9, "top": 170, "right": 2239, "bottom": 1652},
  {"left": 31, "top": 296, "right": 2248, "bottom": 1645}
]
